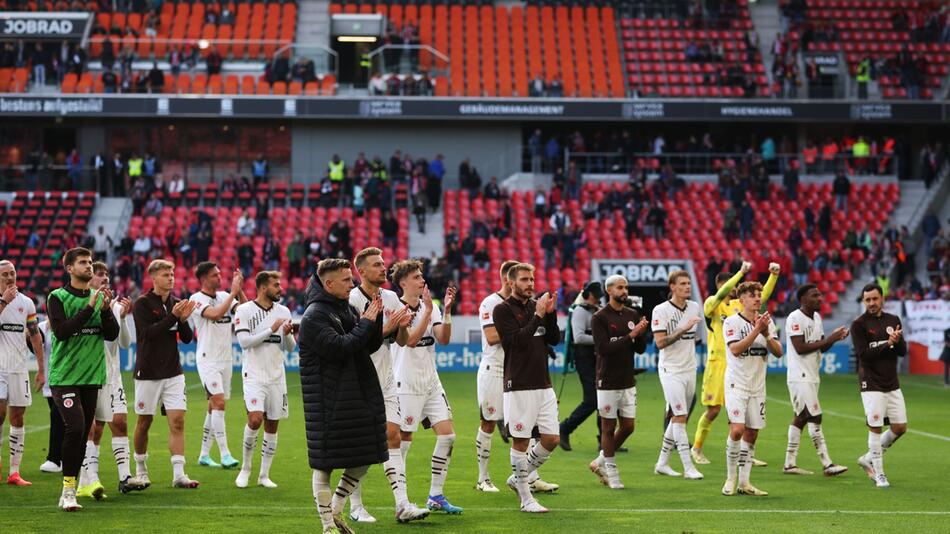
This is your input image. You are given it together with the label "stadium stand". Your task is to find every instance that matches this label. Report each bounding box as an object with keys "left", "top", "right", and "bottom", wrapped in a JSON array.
[
  {"left": 444, "top": 181, "right": 900, "bottom": 317},
  {"left": 788, "top": 0, "right": 949, "bottom": 99},
  {"left": 331, "top": 1, "right": 625, "bottom": 98},
  {"left": 620, "top": 0, "right": 769, "bottom": 98},
  {"left": 0, "top": 190, "right": 95, "bottom": 298}
]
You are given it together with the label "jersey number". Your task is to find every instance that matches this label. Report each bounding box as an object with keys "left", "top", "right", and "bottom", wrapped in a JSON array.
[{"left": 759, "top": 402, "right": 766, "bottom": 417}]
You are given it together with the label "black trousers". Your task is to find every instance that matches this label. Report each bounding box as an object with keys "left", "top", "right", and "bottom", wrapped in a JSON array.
[
  {"left": 51, "top": 386, "right": 99, "bottom": 478},
  {"left": 46, "top": 396, "right": 65, "bottom": 464},
  {"left": 561, "top": 352, "right": 600, "bottom": 438}
]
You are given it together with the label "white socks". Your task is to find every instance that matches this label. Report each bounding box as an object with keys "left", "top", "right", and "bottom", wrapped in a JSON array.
[
  {"left": 112, "top": 436, "right": 131, "bottom": 481},
  {"left": 260, "top": 432, "right": 277, "bottom": 480},
  {"left": 671, "top": 422, "right": 695, "bottom": 470},
  {"left": 726, "top": 437, "right": 740, "bottom": 481},
  {"left": 476, "top": 429, "right": 493, "bottom": 483},
  {"left": 211, "top": 410, "right": 231, "bottom": 457},
  {"left": 509, "top": 448, "right": 533, "bottom": 505},
  {"left": 881, "top": 429, "right": 901, "bottom": 450},
  {"left": 785, "top": 425, "right": 801, "bottom": 468},
  {"left": 657, "top": 423, "right": 675, "bottom": 466},
  {"left": 241, "top": 425, "right": 259, "bottom": 473},
  {"left": 400, "top": 440, "right": 412, "bottom": 459},
  {"left": 8, "top": 426, "right": 24, "bottom": 475},
  {"left": 383, "top": 447, "right": 409, "bottom": 507},
  {"left": 868, "top": 431, "right": 884, "bottom": 476},
  {"left": 81, "top": 440, "right": 100, "bottom": 485},
  {"left": 526, "top": 440, "right": 553, "bottom": 473},
  {"left": 171, "top": 455, "right": 186, "bottom": 479},
  {"left": 134, "top": 452, "right": 149, "bottom": 476},
  {"left": 429, "top": 434, "right": 455, "bottom": 497},
  {"left": 332, "top": 466, "right": 369, "bottom": 516},
  {"left": 807, "top": 423, "right": 832, "bottom": 467},
  {"left": 738, "top": 440, "right": 754, "bottom": 485},
  {"left": 313, "top": 470, "right": 333, "bottom": 529},
  {"left": 200, "top": 412, "right": 213, "bottom": 457}
]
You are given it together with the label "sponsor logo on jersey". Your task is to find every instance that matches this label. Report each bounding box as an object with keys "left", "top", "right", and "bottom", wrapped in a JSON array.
[
  {"left": 214, "top": 317, "right": 232, "bottom": 324},
  {"left": 416, "top": 336, "right": 436, "bottom": 347},
  {"left": 79, "top": 326, "right": 102, "bottom": 336},
  {"left": 265, "top": 334, "right": 282, "bottom": 344},
  {"left": 1, "top": 323, "right": 25, "bottom": 332}
]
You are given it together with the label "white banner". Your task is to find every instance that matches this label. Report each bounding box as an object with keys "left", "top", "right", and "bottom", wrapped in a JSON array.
[{"left": 902, "top": 300, "right": 950, "bottom": 361}]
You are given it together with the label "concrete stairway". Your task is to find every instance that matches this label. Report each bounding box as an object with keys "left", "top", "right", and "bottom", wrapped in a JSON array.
[
  {"left": 297, "top": 0, "right": 330, "bottom": 50},
  {"left": 750, "top": 0, "right": 781, "bottom": 89},
  {"left": 87, "top": 197, "right": 133, "bottom": 265},
  {"left": 408, "top": 207, "right": 444, "bottom": 261}
]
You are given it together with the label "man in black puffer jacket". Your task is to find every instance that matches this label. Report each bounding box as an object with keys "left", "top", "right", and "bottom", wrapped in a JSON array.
[{"left": 299, "top": 258, "right": 386, "bottom": 534}]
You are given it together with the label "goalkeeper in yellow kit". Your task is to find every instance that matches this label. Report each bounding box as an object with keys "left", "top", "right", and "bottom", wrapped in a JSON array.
[{"left": 690, "top": 261, "right": 779, "bottom": 465}]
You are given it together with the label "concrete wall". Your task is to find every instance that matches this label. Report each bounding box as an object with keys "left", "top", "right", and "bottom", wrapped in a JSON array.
[{"left": 291, "top": 122, "right": 522, "bottom": 187}]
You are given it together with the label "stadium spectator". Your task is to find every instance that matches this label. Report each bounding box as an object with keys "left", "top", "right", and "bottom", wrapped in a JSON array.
[
  {"left": 237, "top": 237, "right": 255, "bottom": 278},
  {"left": 483, "top": 176, "right": 501, "bottom": 200},
  {"left": 381, "top": 211, "right": 399, "bottom": 250},
  {"left": 237, "top": 210, "right": 255, "bottom": 237},
  {"left": 252, "top": 155, "right": 270, "bottom": 186},
  {"left": 147, "top": 63, "right": 164, "bottom": 93},
  {"left": 326, "top": 219, "right": 351, "bottom": 260},
  {"left": 286, "top": 232, "right": 306, "bottom": 279},
  {"left": 254, "top": 194, "right": 270, "bottom": 236},
  {"left": 262, "top": 234, "right": 280, "bottom": 272},
  {"left": 818, "top": 204, "right": 833, "bottom": 242},
  {"left": 833, "top": 171, "right": 851, "bottom": 212},
  {"left": 206, "top": 48, "right": 223, "bottom": 75},
  {"left": 427, "top": 154, "right": 445, "bottom": 211}
]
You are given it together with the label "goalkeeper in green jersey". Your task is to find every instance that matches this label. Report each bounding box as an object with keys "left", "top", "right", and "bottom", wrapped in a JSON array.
[{"left": 47, "top": 247, "right": 120, "bottom": 511}]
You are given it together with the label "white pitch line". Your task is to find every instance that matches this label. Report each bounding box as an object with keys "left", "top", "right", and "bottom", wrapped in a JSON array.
[
  {"left": 766, "top": 397, "right": 950, "bottom": 443},
  {"left": 900, "top": 379, "right": 949, "bottom": 392},
  {"left": 0, "top": 504, "right": 948, "bottom": 516}
]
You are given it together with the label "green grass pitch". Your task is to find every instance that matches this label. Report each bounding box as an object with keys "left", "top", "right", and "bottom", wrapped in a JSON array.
[{"left": 3, "top": 372, "right": 950, "bottom": 533}]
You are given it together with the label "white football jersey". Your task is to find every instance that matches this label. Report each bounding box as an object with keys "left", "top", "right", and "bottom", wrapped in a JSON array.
[
  {"left": 723, "top": 312, "right": 777, "bottom": 396},
  {"left": 785, "top": 309, "right": 824, "bottom": 384},
  {"left": 234, "top": 301, "right": 293, "bottom": 384},
  {"left": 651, "top": 299, "right": 701, "bottom": 375},
  {"left": 37, "top": 320, "right": 52, "bottom": 397},
  {"left": 104, "top": 301, "right": 134, "bottom": 387},
  {"left": 349, "top": 286, "right": 402, "bottom": 390},
  {"left": 0, "top": 293, "right": 37, "bottom": 372},
  {"left": 478, "top": 292, "right": 505, "bottom": 375},
  {"left": 190, "top": 291, "right": 237, "bottom": 363},
  {"left": 393, "top": 300, "right": 443, "bottom": 395}
]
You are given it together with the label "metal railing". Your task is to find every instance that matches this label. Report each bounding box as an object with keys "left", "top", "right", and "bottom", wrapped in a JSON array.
[
  {"left": 273, "top": 43, "right": 340, "bottom": 81},
  {"left": 365, "top": 44, "right": 449, "bottom": 78},
  {"left": 522, "top": 150, "right": 899, "bottom": 177}
]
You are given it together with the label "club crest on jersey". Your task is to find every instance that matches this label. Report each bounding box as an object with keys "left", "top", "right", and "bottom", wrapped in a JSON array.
[
  {"left": 604, "top": 404, "right": 612, "bottom": 413},
  {"left": 627, "top": 321, "right": 636, "bottom": 330},
  {"left": 885, "top": 326, "right": 895, "bottom": 335},
  {"left": 211, "top": 382, "right": 218, "bottom": 388},
  {"left": 405, "top": 415, "right": 414, "bottom": 425},
  {"left": 514, "top": 423, "right": 524, "bottom": 432},
  {"left": 733, "top": 409, "right": 740, "bottom": 416},
  {"left": 533, "top": 326, "right": 546, "bottom": 336},
  {"left": 873, "top": 414, "right": 880, "bottom": 421},
  {"left": 63, "top": 398, "right": 74, "bottom": 408},
  {"left": 251, "top": 398, "right": 258, "bottom": 405},
  {"left": 675, "top": 404, "right": 682, "bottom": 411},
  {"left": 138, "top": 401, "right": 145, "bottom": 410},
  {"left": 487, "top": 406, "right": 495, "bottom": 415}
]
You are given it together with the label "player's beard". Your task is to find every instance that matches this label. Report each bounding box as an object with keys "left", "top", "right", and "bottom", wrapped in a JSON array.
[
  {"left": 611, "top": 294, "right": 626, "bottom": 305},
  {"left": 74, "top": 270, "right": 93, "bottom": 283}
]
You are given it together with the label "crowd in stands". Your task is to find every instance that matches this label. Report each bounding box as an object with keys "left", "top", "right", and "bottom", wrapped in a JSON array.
[
  {"left": 369, "top": 71, "right": 435, "bottom": 96},
  {"left": 916, "top": 211, "right": 950, "bottom": 300}
]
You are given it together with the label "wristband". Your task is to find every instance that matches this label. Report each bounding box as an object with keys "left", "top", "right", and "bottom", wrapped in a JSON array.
[
  {"left": 443, "top": 313, "right": 452, "bottom": 325},
  {"left": 0, "top": 299, "right": 8, "bottom": 306}
]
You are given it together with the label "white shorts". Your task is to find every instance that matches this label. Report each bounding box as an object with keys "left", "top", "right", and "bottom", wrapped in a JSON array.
[
  {"left": 597, "top": 387, "right": 637, "bottom": 419},
  {"left": 95, "top": 382, "right": 128, "bottom": 422},
  {"left": 659, "top": 372, "right": 695, "bottom": 416},
  {"left": 378, "top": 370, "right": 400, "bottom": 425},
  {"left": 788, "top": 382, "right": 822, "bottom": 416},
  {"left": 243, "top": 379, "right": 289, "bottom": 421},
  {"left": 134, "top": 375, "right": 187, "bottom": 415},
  {"left": 477, "top": 368, "right": 504, "bottom": 422},
  {"left": 725, "top": 391, "right": 766, "bottom": 430},
  {"left": 399, "top": 385, "right": 452, "bottom": 433},
  {"left": 0, "top": 371, "right": 31, "bottom": 407},
  {"left": 197, "top": 359, "right": 232, "bottom": 399},
  {"left": 861, "top": 389, "right": 907, "bottom": 427},
  {"left": 503, "top": 388, "right": 559, "bottom": 439}
]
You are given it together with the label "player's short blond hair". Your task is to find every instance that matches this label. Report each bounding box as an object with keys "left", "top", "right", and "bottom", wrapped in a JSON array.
[
  {"left": 736, "top": 281, "right": 763, "bottom": 297},
  {"left": 506, "top": 263, "right": 535, "bottom": 281},
  {"left": 354, "top": 247, "right": 382, "bottom": 267},
  {"left": 605, "top": 274, "right": 627, "bottom": 289},
  {"left": 500, "top": 260, "right": 520, "bottom": 280},
  {"left": 389, "top": 259, "right": 423, "bottom": 287},
  {"left": 147, "top": 259, "right": 175, "bottom": 275},
  {"left": 668, "top": 269, "right": 690, "bottom": 286}
]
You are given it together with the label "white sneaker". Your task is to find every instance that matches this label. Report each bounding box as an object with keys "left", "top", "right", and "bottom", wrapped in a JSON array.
[
  {"left": 257, "top": 477, "right": 278, "bottom": 489},
  {"left": 172, "top": 475, "right": 200, "bottom": 489},
  {"left": 875, "top": 473, "right": 890, "bottom": 488},
  {"left": 722, "top": 478, "right": 737, "bottom": 496},
  {"left": 751, "top": 457, "right": 768, "bottom": 467},
  {"left": 235, "top": 470, "right": 251, "bottom": 488},
  {"left": 589, "top": 457, "right": 609, "bottom": 486},
  {"left": 61, "top": 488, "right": 82, "bottom": 511},
  {"left": 395, "top": 502, "right": 429, "bottom": 523},
  {"left": 738, "top": 483, "right": 769, "bottom": 496},
  {"left": 520, "top": 499, "right": 549, "bottom": 513},
  {"left": 529, "top": 477, "right": 559, "bottom": 493},
  {"left": 654, "top": 463, "right": 682, "bottom": 477},
  {"left": 857, "top": 455, "right": 876, "bottom": 480},
  {"left": 348, "top": 507, "right": 376, "bottom": 523},
  {"left": 823, "top": 464, "right": 848, "bottom": 477},
  {"left": 783, "top": 466, "right": 814, "bottom": 475},
  {"left": 475, "top": 479, "right": 500, "bottom": 492},
  {"left": 40, "top": 461, "right": 62, "bottom": 473},
  {"left": 135, "top": 473, "right": 152, "bottom": 489},
  {"left": 506, "top": 474, "right": 518, "bottom": 492},
  {"left": 684, "top": 467, "right": 704, "bottom": 480},
  {"left": 606, "top": 470, "right": 625, "bottom": 489},
  {"left": 690, "top": 447, "right": 711, "bottom": 465}
]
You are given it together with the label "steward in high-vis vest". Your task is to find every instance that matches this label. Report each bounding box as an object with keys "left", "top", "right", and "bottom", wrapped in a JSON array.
[{"left": 328, "top": 154, "right": 346, "bottom": 183}]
